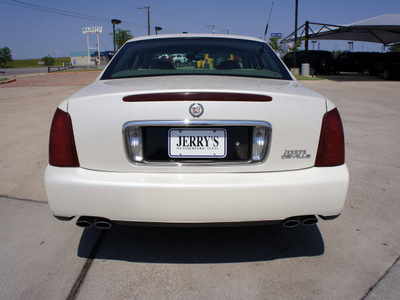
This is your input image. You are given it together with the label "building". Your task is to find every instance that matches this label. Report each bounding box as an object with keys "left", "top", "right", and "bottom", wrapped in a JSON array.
[{"left": 70, "top": 51, "right": 114, "bottom": 66}]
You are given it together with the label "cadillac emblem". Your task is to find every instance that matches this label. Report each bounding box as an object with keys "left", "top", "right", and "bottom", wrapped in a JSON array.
[{"left": 189, "top": 103, "right": 204, "bottom": 118}]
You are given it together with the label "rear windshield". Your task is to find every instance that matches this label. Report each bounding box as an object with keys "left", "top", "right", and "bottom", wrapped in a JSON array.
[{"left": 101, "top": 37, "right": 292, "bottom": 80}]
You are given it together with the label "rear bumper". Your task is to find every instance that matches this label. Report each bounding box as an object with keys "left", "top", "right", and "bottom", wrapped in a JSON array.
[{"left": 45, "top": 165, "right": 349, "bottom": 223}]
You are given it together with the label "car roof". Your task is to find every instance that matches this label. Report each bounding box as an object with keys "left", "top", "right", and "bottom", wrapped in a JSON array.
[{"left": 125, "top": 33, "right": 266, "bottom": 44}]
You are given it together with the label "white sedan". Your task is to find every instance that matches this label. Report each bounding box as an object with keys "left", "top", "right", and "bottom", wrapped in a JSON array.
[{"left": 45, "top": 34, "right": 349, "bottom": 229}]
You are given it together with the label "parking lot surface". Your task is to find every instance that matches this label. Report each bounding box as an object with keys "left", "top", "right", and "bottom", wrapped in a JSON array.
[{"left": 0, "top": 72, "right": 399, "bottom": 299}]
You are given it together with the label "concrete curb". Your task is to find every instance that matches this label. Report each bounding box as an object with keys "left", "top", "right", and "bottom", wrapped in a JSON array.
[{"left": 0, "top": 78, "right": 16, "bottom": 85}]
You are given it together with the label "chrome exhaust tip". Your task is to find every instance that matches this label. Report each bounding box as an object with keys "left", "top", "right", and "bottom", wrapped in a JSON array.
[
  {"left": 76, "top": 216, "right": 93, "bottom": 228},
  {"left": 94, "top": 218, "right": 112, "bottom": 230},
  {"left": 282, "top": 217, "right": 301, "bottom": 228},
  {"left": 300, "top": 215, "right": 318, "bottom": 226}
]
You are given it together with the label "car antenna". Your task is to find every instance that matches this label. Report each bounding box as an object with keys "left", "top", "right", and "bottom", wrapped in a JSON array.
[{"left": 263, "top": 1, "right": 274, "bottom": 41}]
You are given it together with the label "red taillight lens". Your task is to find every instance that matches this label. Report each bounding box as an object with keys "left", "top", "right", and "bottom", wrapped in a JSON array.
[
  {"left": 49, "top": 108, "right": 79, "bottom": 167},
  {"left": 315, "top": 108, "right": 345, "bottom": 167}
]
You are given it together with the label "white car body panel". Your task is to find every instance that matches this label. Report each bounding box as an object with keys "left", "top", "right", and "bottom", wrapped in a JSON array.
[
  {"left": 45, "top": 34, "right": 349, "bottom": 225},
  {"left": 46, "top": 165, "right": 348, "bottom": 223}
]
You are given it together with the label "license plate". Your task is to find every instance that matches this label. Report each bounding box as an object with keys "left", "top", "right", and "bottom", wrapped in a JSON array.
[{"left": 168, "top": 128, "right": 227, "bottom": 158}]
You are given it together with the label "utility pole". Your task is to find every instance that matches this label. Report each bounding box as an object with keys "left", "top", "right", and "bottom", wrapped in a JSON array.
[
  {"left": 305, "top": 20, "right": 309, "bottom": 58},
  {"left": 221, "top": 29, "right": 229, "bottom": 34},
  {"left": 138, "top": 6, "right": 150, "bottom": 35},
  {"left": 206, "top": 25, "right": 215, "bottom": 34},
  {"left": 294, "top": 0, "right": 298, "bottom": 46},
  {"left": 294, "top": 0, "right": 299, "bottom": 68}
]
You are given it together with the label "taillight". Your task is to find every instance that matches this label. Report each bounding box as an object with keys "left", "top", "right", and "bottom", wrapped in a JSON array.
[
  {"left": 125, "top": 126, "right": 143, "bottom": 162},
  {"left": 49, "top": 108, "right": 79, "bottom": 167},
  {"left": 252, "top": 126, "right": 269, "bottom": 161},
  {"left": 315, "top": 108, "right": 345, "bottom": 167}
]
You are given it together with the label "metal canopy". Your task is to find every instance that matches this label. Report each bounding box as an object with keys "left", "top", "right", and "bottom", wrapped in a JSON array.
[{"left": 282, "top": 14, "right": 400, "bottom": 46}]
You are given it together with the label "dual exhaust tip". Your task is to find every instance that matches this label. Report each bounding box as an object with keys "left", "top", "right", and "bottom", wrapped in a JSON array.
[
  {"left": 77, "top": 215, "right": 318, "bottom": 229},
  {"left": 76, "top": 216, "right": 112, "bottom": 230},
  {"left": 282, "top": 215, "right": 318, "bottom": 228}
]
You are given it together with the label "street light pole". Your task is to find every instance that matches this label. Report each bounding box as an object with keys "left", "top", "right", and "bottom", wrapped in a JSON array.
[
  {"left": 348, "top": 41, "right": 354, "bottom": 51},
  {"left": 155, "top": 26, "right": 162, "bottom": 35},
  {"left": 294, "top": 0, "right": 298, "bottom": 47},
  {"left": 147, "top": 7, "right": 150, "bottom": 35},
  {"left": 206, "top": 25, "right": 215, "bottom": 34},
  {"left": 312, "top": 40, "right": 317, "bottom": 50},
  {"left": 111, "top": 19, "right": 121, "bottom": 53}
]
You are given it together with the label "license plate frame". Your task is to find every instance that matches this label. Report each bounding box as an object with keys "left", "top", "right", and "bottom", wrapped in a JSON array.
[{"left": 168, "top": 128, "right": 227, "bottom": 158}]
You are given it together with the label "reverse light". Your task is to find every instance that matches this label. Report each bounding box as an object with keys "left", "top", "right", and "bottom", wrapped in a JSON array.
[
  {"left": 125, "top": 126, "right": 143, "bottom": 162},
  {"left": 49, "top": 108, "right": 80, "bottom": 167},
  {"left": 252, "top": 126, "right": 269, "bottom": 161},
  {"left": 315, "top": 108, "right": 345, "bottom": 167}
]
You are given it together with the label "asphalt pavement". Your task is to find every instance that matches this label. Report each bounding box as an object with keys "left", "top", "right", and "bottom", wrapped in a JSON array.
[
  {"left": 0, "top": 67, "right": 49, "bottom": 78},
  {"left": 0, "top": 73, "right": 399, "bottom": 299}
]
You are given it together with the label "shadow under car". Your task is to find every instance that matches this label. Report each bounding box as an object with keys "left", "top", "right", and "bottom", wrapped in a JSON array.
[{"left": 77, "top": 223, "right": 325, "bottom": 264}]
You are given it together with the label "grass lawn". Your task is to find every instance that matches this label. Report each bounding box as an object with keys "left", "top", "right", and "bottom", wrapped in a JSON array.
[{"left": 5, "top": 57, "right": 70, "bottom": 68}]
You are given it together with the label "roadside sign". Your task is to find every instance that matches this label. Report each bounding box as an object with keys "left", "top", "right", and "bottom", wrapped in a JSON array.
[
  {"left": 271, "top": 33, "right": 282, "bottom": 38},
  {"left": 82, "top": 26, "right": 103, "bottom": 34}
]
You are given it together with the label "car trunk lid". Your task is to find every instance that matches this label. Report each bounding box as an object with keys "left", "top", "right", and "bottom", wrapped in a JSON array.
[{"left": 67, "top": 76, "right": 327, "bottom": 173}]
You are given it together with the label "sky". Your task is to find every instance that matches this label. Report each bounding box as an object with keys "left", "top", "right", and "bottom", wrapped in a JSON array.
[{"left": 1, "top": 0, "right": 400, "bottom": 59}]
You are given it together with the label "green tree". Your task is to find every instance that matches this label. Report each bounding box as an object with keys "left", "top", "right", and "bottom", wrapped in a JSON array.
[
  {"left": 389, "top": 43, "right": 400, "bottom": 52},
  {"left": 110, "top": 28, "right": 133, "bottom": 50},
  {"left": 288, "top": 39, "right": 303, "bottom": 52},
  {"left": 42, "top": 56, "right": 55, "bottom": 66},
  {"left": 0, "top": 47, "right": 13, "bottom": 68},
  {"left": 332, "top": 50, "right": 343, "bottom": 58},
  {"left": 268, "top": 36, "right": 283, "bottom": 55}
]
